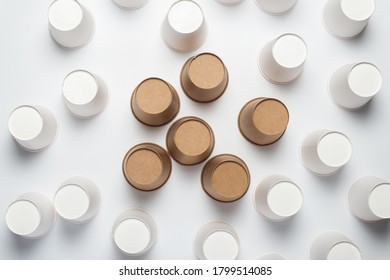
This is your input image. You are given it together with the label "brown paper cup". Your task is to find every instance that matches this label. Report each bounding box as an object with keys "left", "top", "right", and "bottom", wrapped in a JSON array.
[
  {"left": 166, "top": 116, "right": 215, "bottom": 165},
  {"left": 122, "top": 143, "right": 172, "bottom": 191},
  {"left": 180, "top": 53, "right": 229, "bottom": 103},
  {"left": 131, "top": 78, "right": 180, "bottom": 126},
  {"left": 201, "top": 154, "right": 250, "bottom": 202},
  {"left": 238, "top": 97, "right": 289, "bottom": 146}
]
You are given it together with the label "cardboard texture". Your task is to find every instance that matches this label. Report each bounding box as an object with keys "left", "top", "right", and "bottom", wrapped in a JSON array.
[
  {"left": 238, "top": 97, "right": 289, "bottom": 145},
  {"left": 201, "top": 154, "right": 250, "bottom": 202},
  {"left": 166, "top": 116, "right": 214, "bottom": 165},
  {"left": 181, "top": 53, "right": 228, "bottom": 102},
  {"left": 122, "top": 143, "right": 172, "bottom": 191},
  {"left": 131, "top": 78, "right": 180, "bottom": 126}
]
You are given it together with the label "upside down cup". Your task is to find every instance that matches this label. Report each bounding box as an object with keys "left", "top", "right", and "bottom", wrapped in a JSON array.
[
  {"left": 201, "top": 154, "right": 250, "bottom": 202},
  {"left": 258, "top": 33, "right": 307, "bottom": 84},
  {"left": 63, "top": 70, "right": 109, "bottom": 118},
  {"left": 194, "top": 220, "right": 240, "bottom": 260},
  {"left": 347, "top": 176, "right": 390, "bottom": 222},
  {"left": 122, "top": 143, "right": 172, "bottom": 191},
  {"left": 54, "top": 176, "right": 101, "bottom": 223},
  {"left": 238, "top": 98, "right": 289, "bottom": 146},
  {"left": 131, "top": 78, "right": 180, "bottom": 126},
  {"left": 166, "top": 116, "right": 215, "bottom": 165},
  {"left": 300, "top": 129, "right": 352, "bottom": 176},
  {"left": 181, "top": 53, "right": 229, "bottom": 102},
  {"left": 310, "top": 231, "right": 361, "bottom": 260},
  {"left": 253, "top": 174, "right": 303, "bottom": 222},
  {"left": 5, "top": 192, "right": 56, "bottom": 239},
  {"left": 112, "top": 208, "right": 157, "bottom": 256},
  {"left": 48, "top": 0, "right": 95, "bottom": 50},
  {"left": 8, "top": 105, "right": 58, "bottom": 152},
  {"left": 329, "top": 62, "right": 382, "bottom": 110},
  {"left": 322, "top": 0, "right": 375, "bottom": 39},
  {"left": 161, "top": 0, "right": 207, "bottom": 53}
]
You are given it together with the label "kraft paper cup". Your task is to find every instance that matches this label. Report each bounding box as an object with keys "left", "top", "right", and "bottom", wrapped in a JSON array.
[
  {"left": 5, "top": 192, "right": 56, "bottom": 239},
  {"left": 63, "top": 70, "right": 109, "bottom": 119},
  {"left": 253, "top": 174, "right": 303, "bottom": 222},
  {"left": 202, "top": 154, "right": 250, "bottom": 202},
  {"left": 300, "top": 129, "right": 352, "bottom": 176},
  {"left": 8, "top": 105, "right": 58, "bottom": 152},
  {"left": 166, "top": 116, "right": 214, "bottom": 165},
  {"left": 329, "top": 62, "right": 382, "bottom": 110},
  {"left": 254, "top": 0, "right": 297, "bottom": 15},
  {"left": 180, "top": 53, "right": 229, "bottom": 103},
  {"left": 54, "top": 176, "right": 101, "bottom": 223},
  {"left": 257, "top": 253, "right": 287, "bottom": 260},
  {"left": 194, "top": 220, "right": 240, "bottom": 260},
  {"left": 48, "top": 0, "right": 95, "bottom": 49},
  {"left": 131, "top": 78, "right": 180, "bottom": 126},
  {"left": 216, "top": 0, "right": 245, "bottom": 5},
  {"left": 322, "top": 0, "right": 375, "bottom": 39},
  {"left": 161, "top": 0, "right": 207, "bottom": 53},
  {"left": 112, "top": 0, "right": 149, "bottom": 10},
  {"left": 309, "top": 231, "right": 361, "bottom": 260},
  {"left": 347, "top": 176, "right": 390, "bottom": 222},
  {"left": 238, "top": 98, "right": 289, "bottom": 146},
  {"left": 122, "top": 143, "right": 172, "bottom": 191},
  {"left": 112, "top": 208, "right": 157, "bottom": 256},
  {"left": 258, "top": 33, "right": 307, "bottom": 84}
]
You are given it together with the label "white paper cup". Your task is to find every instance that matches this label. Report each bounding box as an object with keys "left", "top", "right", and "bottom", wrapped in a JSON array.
[
  {"left": 329, "top": 62, "right": 382, "bottom": 110},
  {"left": 254, "top": 0, "right": 297, "bottom": 15},
  {"left": 48, "top": 0, "right": 95, "bottom": 49},
  {"left": 347, "top": 176, "right": 390, "bottom": 222},
  {"left": 5, "top": 192, "right": 56, "bottom": 239},
  {"left": 161, "top": 0, "right": 207, "bottom": 53},
  {"left": 112, "top": 0, "right": 149, "bottom": 10},
  {"left": 8, "top": 105, "right": 58, "bottom": 152},
  {"left": 257, "top": 252, "right": 286, "bottom": 260},
  {"left": 194, "top": 220, "right": 240, "bottom": 260},
  {"left": 62, "top": 70, "right": 109, "bottom": 119},
  {"left": 300, "top": 129, "right": 352, "bottom": 176},
  {"left": 253, "top": 174, "right": 303, "bottom": 222},
  {"left": 216, "top": 0, "right": 245, "bottom": 6},
  {"left": 322, "top": 0, "right": 375, "bottom": 39},
  {"left": 54, "top": 176, "right": 101, "bottom": 223},
  {"left": 310, "top": 231, "right": 361, "bottom": 260},
  {"left": 258, "top": 33, "right": 307, "bottom": 84},
  {"left": 112, "top": 208, "right": 157, "bottom": 256}
]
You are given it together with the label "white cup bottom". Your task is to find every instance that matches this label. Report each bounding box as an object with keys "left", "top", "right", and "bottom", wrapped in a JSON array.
[
  {"left": 114, "top": 218, "right": 151, "bottom": 255},
  {"left": 203, "top": 230, "right": 239, "bottom": 260},
  {"left": 327, "top": 242, "right": 361, "bottom": 260},
  {"left": 317, "top": 132, "right": 352, "bottom": 167},
  {"left": 6, "top": 200, "right": 41, "bottom": 236}
]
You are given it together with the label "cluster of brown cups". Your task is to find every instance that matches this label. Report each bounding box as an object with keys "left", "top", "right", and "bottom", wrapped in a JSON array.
[{"left": 122, "top": 52, "right": 289, "bottom": 202}]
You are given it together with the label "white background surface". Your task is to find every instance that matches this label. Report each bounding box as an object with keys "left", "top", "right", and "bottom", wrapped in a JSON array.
[{"left": 0, "top": 0, "right": 389, "bottom": 260}]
